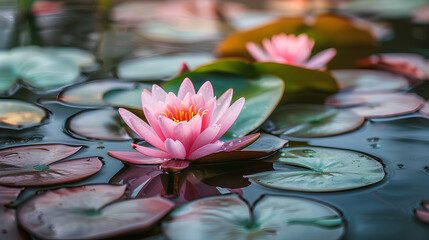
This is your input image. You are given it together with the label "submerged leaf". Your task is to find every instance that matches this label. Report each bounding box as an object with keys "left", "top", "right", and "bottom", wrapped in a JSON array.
[
  {"left": 17, "top": 184, "right": 174, "bottom": 240},
  {"left": 248, "top": 147, "right": 385, "bottom": 192},
  {"left": 269, "top": 105, "right": 364, "bottom": 138},
  {"left": 0, "top": 99, "right": 48, "bottom": 129},
  {"left": 0, "top": 144, "right": 102, "bottom": 186},
  {"left": 162, "top": 194, "right": 345, "bottom": 240}
]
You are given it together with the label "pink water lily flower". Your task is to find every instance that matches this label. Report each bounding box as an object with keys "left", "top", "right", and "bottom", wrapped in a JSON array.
[
  {"left": 109, "top": 78, "right": 258, "bottom": 170},
  {"left": 246, "top": 33, "right": 337, "bottom": 69}
]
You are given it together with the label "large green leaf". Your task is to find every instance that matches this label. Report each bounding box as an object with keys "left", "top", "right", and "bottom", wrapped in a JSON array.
[
  {"left": 162, "top": 194, "right": 345, "bottom": 240},
  {"left": 248, "top": 147, "right": 385, "bottom": 192},
  {"left": 164, "top": 72, "right": 284, "bottom": 139}
]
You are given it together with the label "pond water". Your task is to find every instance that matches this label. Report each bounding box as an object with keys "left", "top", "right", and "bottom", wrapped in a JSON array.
[{"left": 1, "top": 0, "right": 429, "bottom": 239}]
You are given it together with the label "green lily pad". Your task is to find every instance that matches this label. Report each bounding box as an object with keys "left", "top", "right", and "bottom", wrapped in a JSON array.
[
  {"left": 117, "top": 53, "right": 215, "bottom": 80},
  {"left": 44, "top": 47, "right": 96, "bottom": 68},
  {"left": 0, "top": 99, "right": 48, "bottom": 129},
  {"left": 17, "top": 184, "right": 174, "bottom": 240},
  {"left": 58, "top": 80, "right": 137, "bottom": 106},
  {"left": 164, "top": 72, "right": 284, "bottom": 139},
  {"left": 332, "top": 69, "right": 409, "bottom": 92},
  {"left": 269, "top": 105, "right": 365, "bottom": 138},
  {"left": 103, "top": 83, "right": 153, "bottom": 110},
  {"left": 162, "top": 194, "right": 345, "bottom": 240},
  {"left": 68, "top": 108, "right": 132, "bottom": 141},
  {"left": 248, "top": 147, "right": 385, "bottom": 192}
]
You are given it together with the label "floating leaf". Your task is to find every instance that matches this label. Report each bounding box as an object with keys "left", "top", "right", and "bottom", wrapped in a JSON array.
[
  {"left": 117, "top": 53, "right": 215, "bottom": 80},
  {"left": 195, "top": 133, "right": 287, "bottom": 163},
  {"left": 415, "top": 202, "right": 429, "bottom": 224},
  {"left": 0, "top": 99, "right": 48, "bottom": 129},
  {"left": 68, "top": 108, "right": 132, "bottom": 141},
  {"left": 0, "top": 206, "right": 28, "bottom": 240},
  {"left": 269, "top": 105, "right": 364, "bottom": 138},
  {"left": 326, "top": 92, "right": 425, "bottom": 117},
  {"left": 332, "top": 69, "right": 409, "bottom": 92},
  {"left": 58, "top": 80, "right": 137, "bottom": 106},
  {"left": 137, "top": 19, "right": 221, "bottom": 43},
  {"left": 420, "top": 101, "right": 429, "bottom": 116},
  {"left": 216, "top": 14, "right": 376, "bottom": 69},
  {"left": 103, "top": 83, "right": 153, "bottom": 110},
  {"left": 0, "top": 185, "right": 23, "bottom": 205},
  {"left": 17, "top": 184, "right": 174, "bottom": 240},
  {"left": 0, "top": 144, "right": 102, "bottom": 186},
  {"left": 44, "top": 47, "right": 96, "bottom": 68},
  {"left": 248, "top": 147, "right": 385, "bottom": 192},
  {"left": 162, "top": 194, "right": 345, "bottom": 240}
]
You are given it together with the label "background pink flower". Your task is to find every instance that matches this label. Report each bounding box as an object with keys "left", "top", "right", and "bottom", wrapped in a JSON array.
[
  {"left": 109, "top": 78, "right": 258, "bottom": 170},
  {"left": 246, "top": 33, "right": 336, "bottom": 69}
]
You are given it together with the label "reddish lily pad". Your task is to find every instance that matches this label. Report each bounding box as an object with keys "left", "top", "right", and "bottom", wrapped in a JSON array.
[
  {"left": 326, "top": 92, "right": 425, "bottom": 118},
  {"left": 269, "top": 105, "right": 365, "bottom": 138},
  {"left": 420, "top": 101, "right": 429, "bottom": 116},
  {"left": 0, "top": 144, "right": 103, "bottom": 187},
  {"left": 68, "top": 108, "right": 132, "bottom": 141},
  {"left": 1, "top": 206, "right": 29, "bottom": 240},
  {"left": 0, "top": 185, "right": 24, "bottom": 205},
  {"left": 162, "top": 194, "right": 345, "bottom": 240},
  {"left": 58, "top": 80, "right": 137, "bottom": 106},
  {"left": 17, "top": 184, "right": 174, "bottom": 240},
  {"left": 415, "top": 202, "right": 429, "bottom": 224},
  {"left": 332, "top": 69, "right": 409, "bottom": 92},
  {"left": 248, "top": 147, "right": 385, "bottom": 192},
  {"left": 0, "top": 99, "right": 48, "bottom": 129}
]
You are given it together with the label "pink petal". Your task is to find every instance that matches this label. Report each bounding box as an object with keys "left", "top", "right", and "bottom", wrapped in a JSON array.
[
  {"left": 246, "top": 42, "right": 270, "bottom": 61},
  {"left": 221, "top": 133, "right": 260, "bottom": 152},
  {"left": 215, "top": 97, "right": 245, "bottom": 140},
  {"left": 108, "top": 151, "right": 167, "bottom": 164},
  {"left": 189, "top": 124, "right": 221, "bottom": 153},
  {"left": 187, "top": 141, "right": 223, "bottom": 160},
  {"left": 158, "top": 116, "right": 177, "bottom": 139},
  {"left": 119, "top": 108, "right": 166, "bottom": 151},
  {"left": 197, "top": 81, "right": 214, "bottom": 103},
  {"left": 143, "top": 107, "right": 165, "bottom": 141},
  {"left": 141, "top": 88, "right": 156, "bottom": 109},
  {"left": 306, "top": 48, "right": 337, "bottom": 69},
  {"left": 160, "top": 159, "right": 190, "bottom": 172},
  {"left": 151, "top": 84, "right": 167, "bottom": 102},
  {"left": 210, "top": 88, "right": 233, "bottom": 125},
  {"left": 165, "top": 139, "right": 187, "bottom": 159},
  {"left": 178, "top": 77, "right": 196, "bottom": 100},
  {"left": 174, "top": 122, "right": 193, "bottom": 152},
  {"left": 262, "top": 38, "right": 284, "bottom": 62},
  {"left": 132, "top": 144, "right": 172, "bottom": 159},
  {"left": 177, "top": 62, "right": 190, "bottom": 75}
]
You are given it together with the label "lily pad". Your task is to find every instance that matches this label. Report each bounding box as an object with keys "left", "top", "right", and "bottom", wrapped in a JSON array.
[
  {"left": 326, "top": 92, "right": 425, "bottom": 117},
  {"left": 194, "top": 133, "right": 287, "bottom": 163},
  {"left": 415, "top": 201, "right": 429, "bottom": 224},
  {"left": 248, "top": 147, "right": 385, "bottom": 192},
  {"left": 17, "top": 184, "right": 174, "bottom": 240},
  {"left": 332, "top": 69, "right": 409, "bottom": 92},
  {"left": 117, "top": 53, "right": 215, "bottom": 80},
  {"left": 137, "top": 19, "right": 221, "bottom": 43},
  {"left": 162, "top": 194, "right": 345, "bottom": 240},
  {"left": 0, "top": 185, "right": 23, "bottom": 205},
  {"left": 58, "top": 80, "right": 137, "bottom": 106},
  {"left": 102, "top": 83, "right": 153, "bottom": 110},
  {"left": 44, "top": 47, "right": 96, "bottom": 68},
  {"left": 216, "top": 14, "right": 376, "bottom": 69},
  {"left": 269, "top": 105, "right": 365, "bottom": 138},
  {"left": 67, "top": 108, "right": 132, "bottom": 141},
  {"left": 420, "top": 101, "right": 429, "bottom": 116},
  {"left": 0, "top": 144, "right": 103, "bottom": 186},
  {"left": 1, "top": 206, "right": 28, "bottom": 240},
  {"left": 0, "top": 99, "right": 48, "bottom": 129}
]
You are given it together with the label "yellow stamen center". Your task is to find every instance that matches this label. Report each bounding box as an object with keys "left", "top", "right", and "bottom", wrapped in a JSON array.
[{"left": 161, "top": 101, "right": 207, "bottom": 123}]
